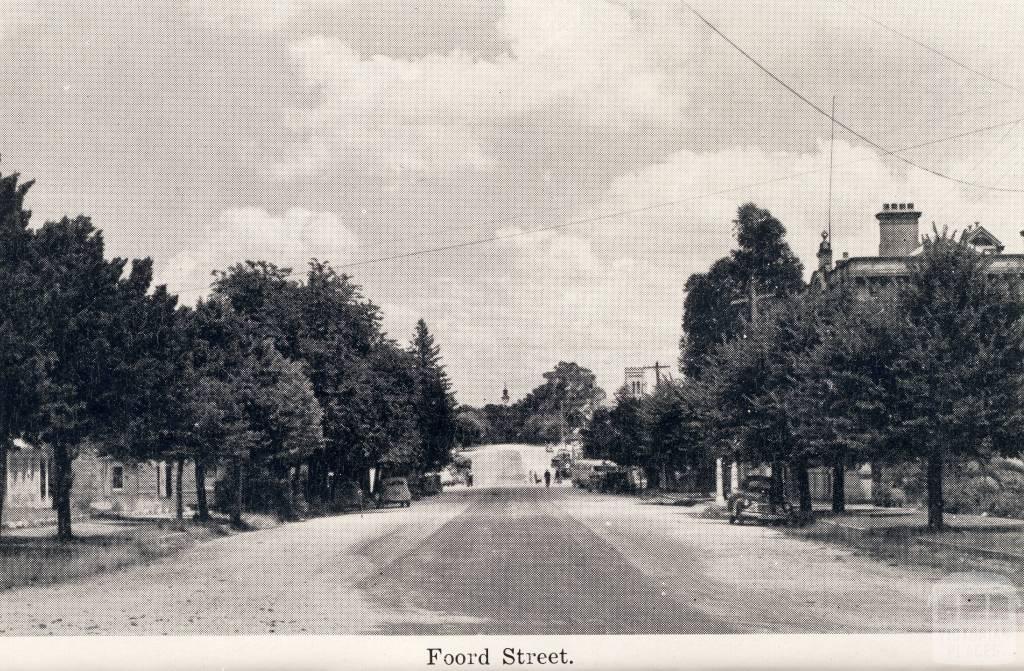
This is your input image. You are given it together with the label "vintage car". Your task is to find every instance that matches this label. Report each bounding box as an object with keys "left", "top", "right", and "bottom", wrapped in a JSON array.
[
  {"left": 572, "top": 459, "right": 623, "bottom": 491},
  {"left": 728, "top": 476, "right": 795, "bottom": 525},
  {"left": 408, "top": 473, "right": 443, "bottom": 499},
  {"left": 419, "top": 473, "right": 443, "bottom": 496},
  {"left": 333, "top": 480, "right": 367, "bottom": 512},
  {"left": 378, "top": 476, "right": 413, "bottom": 508}
]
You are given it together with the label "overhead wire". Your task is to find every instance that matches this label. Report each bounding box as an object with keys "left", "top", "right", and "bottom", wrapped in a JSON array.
[
  {"left": 162, "top": 113, "right": 1024, "bottom": 297},
  {"left": 967, "top": 120, "right": 1021, "bottom": 177},
  {"left": 830, "top": 0, "right": 1020, "bottom": 94},
  {"left": 678, "top": 0, "right": 1024, "bottom": 194}
]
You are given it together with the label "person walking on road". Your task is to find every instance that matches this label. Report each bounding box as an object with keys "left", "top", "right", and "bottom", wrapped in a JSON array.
[{"left": 544, "top": 470, "right": 551, "bottom": 488}]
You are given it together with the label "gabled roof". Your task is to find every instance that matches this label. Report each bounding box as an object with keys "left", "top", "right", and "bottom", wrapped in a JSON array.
[{"left": 962, "top": 225, "right": 1004, "bottom": 252}]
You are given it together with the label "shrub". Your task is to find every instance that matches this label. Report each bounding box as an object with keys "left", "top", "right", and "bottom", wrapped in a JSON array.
[{"left": 873, "top": 482, "right": 907, "bottom": 508}]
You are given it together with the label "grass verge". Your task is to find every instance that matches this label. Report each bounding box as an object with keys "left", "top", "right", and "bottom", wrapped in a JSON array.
[
  {"left": 787, "top": 520, "right": 1024, "bottom": 589},
  {"left": 0, "top": 517, "right": 235, "bottom": 590}
]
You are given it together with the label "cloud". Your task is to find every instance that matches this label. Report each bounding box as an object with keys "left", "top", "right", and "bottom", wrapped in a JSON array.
[
  {"left": 272, "top": 0, "right": 689, "bottom": 180},
  {"left": 377, "top": 134, "right": 1024, "bottom": 404},
  {"left": 9, "top": 0, "right": 1024, "bottom": 409},
  {"left": 158, "top": 207, "right": 358, "bottom": 304}
]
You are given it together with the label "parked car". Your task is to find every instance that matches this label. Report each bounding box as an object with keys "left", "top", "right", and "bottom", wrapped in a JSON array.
[
  {"left": 595, "top": 470, "right": 633, "bottom": 493},
  {"left": 334, "top": 480, "right": 367, "bottom": 512},
  {"left": 419, "top": 473, "right": 443, "bottom": 496},
  {"left": 408, "top": 473, "right": 442, "bottom": 499},
  {"left": 572, "top": 459, "right": 623, "bottom": 491},
  {"left": 378, "top": 476, "right": 412, "bottom": 508},
  {"left": 728, "top": 476, "right": 795, "bottom": 525}
]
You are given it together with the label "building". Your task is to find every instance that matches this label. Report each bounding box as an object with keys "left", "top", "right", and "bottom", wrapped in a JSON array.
[
  {"left": 622, "top": 363, "right": 671, "bottom": 399},
  {"left": 810, "top": 202, "right": 1024, "bottom": 293},
  {"left": 3, "top": 440, "right": 211, "bottom": 528},
  {"left": 802, "top": 201, "right": 1024, "bottom": 504},
  {"left": 714, "top": 201, "right": 1022, "bottom": 506}
]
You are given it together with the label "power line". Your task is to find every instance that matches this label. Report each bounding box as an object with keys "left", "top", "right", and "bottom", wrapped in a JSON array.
[
  {"left": 991, "top": 135, "right": 1024, "bottom": 187},
  {"left": 967, "top": 120, "right": 1021, "bottom": 177},
  {"left": 831, "top": 0, "right": 1020, "bottom": 94},
  {"left": 331, "top": 117, "right": 1024, "bottom": 270},
  {"left": 163, "top": 113, "right": 1024, "bottom": 293},
  {"left": 678, "top": 0, "right": 1024, "bottom": 194}
]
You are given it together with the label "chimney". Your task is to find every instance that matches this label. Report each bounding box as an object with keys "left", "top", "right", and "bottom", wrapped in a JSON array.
[
  {"left": 816, "top": 230, "right": 832, "bottom": 272},
  {"left": 877, "top": 202, "right": 921, "bottom": 257}
]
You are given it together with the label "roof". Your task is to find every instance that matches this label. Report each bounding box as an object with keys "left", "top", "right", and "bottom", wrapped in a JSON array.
[{"left": 962, "top": 225, "right": 1005, "bottom": 252}]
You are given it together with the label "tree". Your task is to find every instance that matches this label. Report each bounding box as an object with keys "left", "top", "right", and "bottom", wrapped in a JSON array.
[
  {"left": 643, "top": 380, "right": 713, "bottom": 490},
  {"left": 32, "top": 215, "right": 139, "bottom": 541},
  {"left": 234, "top": 339, "right": 324, "bottom": 521},
  {"left": 213, "top": 259, "right": 403, "bottom": 508},
  {"left": 212, "top": 260, "right": 303, "bottom": 359},
  {"left": 408, "top": 320, "right": 458, "bottom": 473},
  {"left": 94, "top": 259, "right": 186, "bottom": 520},
  {"left": 0, "top": 171, "right": 48, "bottom": 536},
  {"left": 680, "top": 259, "right": 743, "bottom": 378},
  {"left": 582, "top": 406, "right": 616, "bottom": 460},
  {"left": 524, "top": 362, "right": 605, "bottom": 440},
  {"left": 581, "top": 393, "right": 649, "bottom": 477},
  {"left": 680, "top": 203, "right": 804, "bottom": 378},
  {"left": 176, "top": 298, "right": 257, "bottom": 522},
  {"left": 604, "top": 392, "right": 648, "bottom": 473},
  {"left": 454, "top": 406, "right": 488, "bottom": 447},
  {"left": 702, "top": 296, "right": 817, "bottom": 512},
  {"left": 788, "top": 283, "right": 886, "bottom": 512},
  {"left": 886, "top": 228, "right": 1024, "bottom": 529}
]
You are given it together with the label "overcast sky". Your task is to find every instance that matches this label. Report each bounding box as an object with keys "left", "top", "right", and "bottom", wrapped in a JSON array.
[{"left": 3, "top": 0, "right": 1024, "bottom": 405}]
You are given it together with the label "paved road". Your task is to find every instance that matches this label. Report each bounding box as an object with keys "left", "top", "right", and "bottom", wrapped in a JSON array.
[
  {"left": 0, "top": 444, "right": 945, "bottom": 635},
  {"left": 360, "top": 486, "right": 734, "bottom": 634}
]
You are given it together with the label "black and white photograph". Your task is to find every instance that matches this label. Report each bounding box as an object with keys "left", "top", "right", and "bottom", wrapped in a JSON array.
[{"left": 1, "top": 1, "right": 1023, "bottom": 668}]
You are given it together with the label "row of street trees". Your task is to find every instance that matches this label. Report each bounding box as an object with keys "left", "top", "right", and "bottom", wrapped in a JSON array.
[
  {"left": 585, "top": 202, "right": 1024, "bottom": 529},
  {"left": 0, "top": 170, "right": 459, "bottom": 540},
  {"left": 456, "top": 362, "right": 605, "bottom": 446}
]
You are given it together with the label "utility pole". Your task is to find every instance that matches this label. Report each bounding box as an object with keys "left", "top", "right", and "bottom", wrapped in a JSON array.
[
  {"left": 652, "top": 361, "right": 668, "bottom": 386},
  {"left": 731, "top": 276, "right": 770, "bottom": 327}
]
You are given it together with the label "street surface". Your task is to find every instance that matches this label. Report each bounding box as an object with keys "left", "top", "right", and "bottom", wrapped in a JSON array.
[{"left": 0, "top": 444, "right": 944, "bottom": 635}]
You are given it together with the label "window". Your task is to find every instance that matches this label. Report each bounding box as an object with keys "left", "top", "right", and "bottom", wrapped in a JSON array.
[
  {"left": 165, "top": 461, "right": 174, "bottom": 498},
  {"left": 111, "top": 465, "right": 124, "bottom": 491}
]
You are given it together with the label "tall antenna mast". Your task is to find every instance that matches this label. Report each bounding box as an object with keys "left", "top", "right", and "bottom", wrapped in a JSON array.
[{"left": 827, "top": 95, "right": 836, "bottom": 242}]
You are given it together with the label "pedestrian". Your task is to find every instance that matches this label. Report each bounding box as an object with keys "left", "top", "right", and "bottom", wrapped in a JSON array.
[{"left": 544, "top": 470, "right": 551, "bottom": 488}]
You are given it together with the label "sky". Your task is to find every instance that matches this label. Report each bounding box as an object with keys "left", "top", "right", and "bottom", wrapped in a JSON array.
[{"left": 3, "top": 0, "right": 1024, "bottom": 405}]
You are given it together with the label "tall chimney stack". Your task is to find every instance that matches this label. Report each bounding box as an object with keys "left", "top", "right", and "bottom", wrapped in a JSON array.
[{"left": 877, "top": 202, "right": 921, "bottom": 257}]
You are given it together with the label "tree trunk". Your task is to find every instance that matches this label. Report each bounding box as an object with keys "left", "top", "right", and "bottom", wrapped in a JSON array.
[
  {"left": 305, "top": 454, "right": 320, "bottom": 509},
  {"left": 291, "top": 466, "right": 305, "bottom": 520},
  {"left": 832, "top": 448, "right": 846, "bottom": 513},
  {"left": 795, "top": 457, "right": 813, "bottom": 513},
  {"left": 231, "top": 457, "right": 243, "bottom": 528},
  {"left": 194, "top": 460, "right": 209, "bottom": 522},
  {"left": 769, "top": 459, "right": 785, "bottom": 505},
  {"left": 926, "top": 452, "right": 944, "bottom": 530},
  {"left": 174, "top": 458, "right": 185, "bottom": 527},
  {"left": 0, "top": 438, "right": 7, "bottom": 539},
  {"left": 273, "top": 462, "right": 291, "bottom": 522},
  {"left": 53, "top": 442, "right": 74, "bottom": 542}
]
